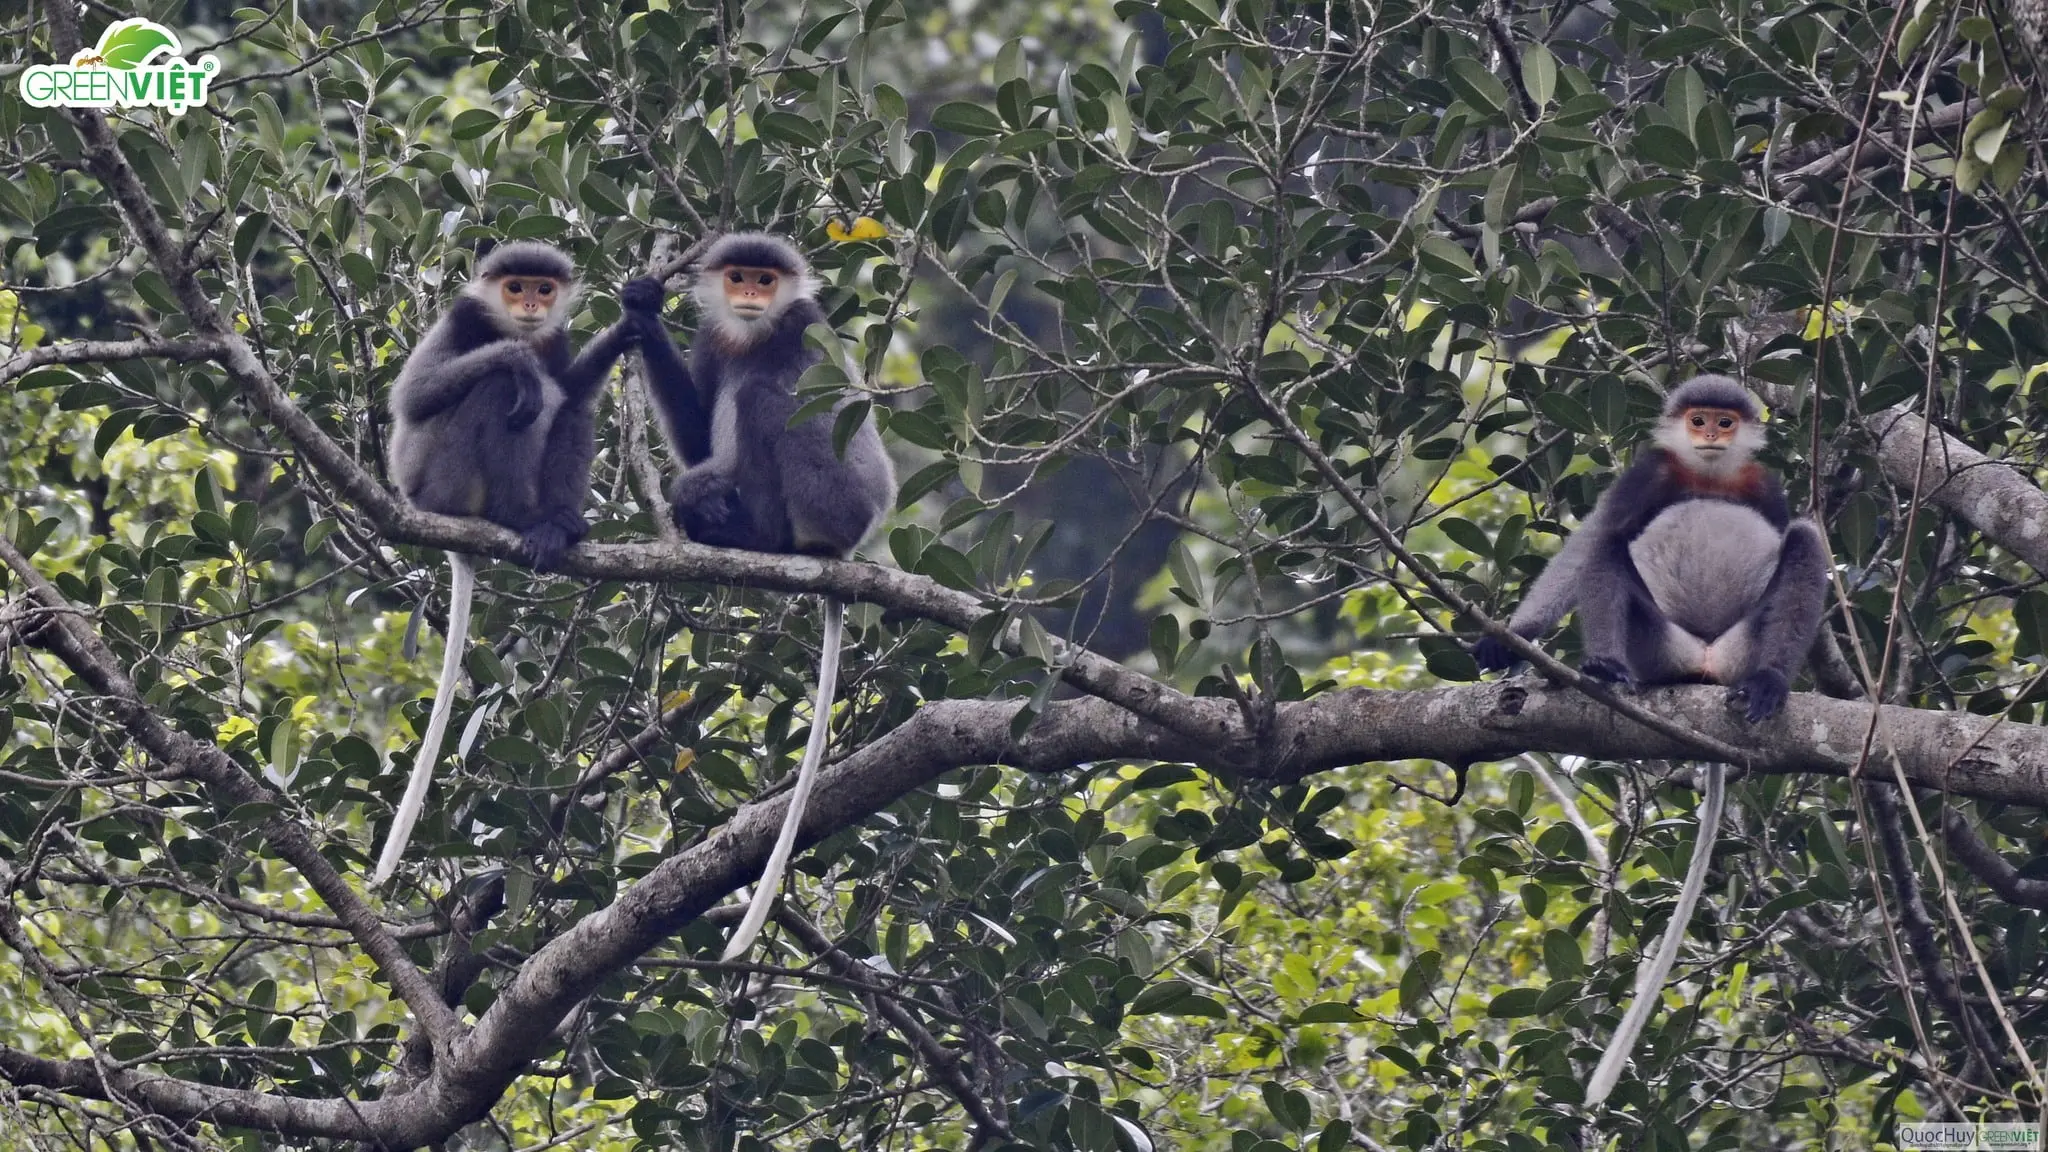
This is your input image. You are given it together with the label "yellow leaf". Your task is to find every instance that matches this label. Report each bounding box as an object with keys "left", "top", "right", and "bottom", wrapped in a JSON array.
[
  {"left": 674, "top": 748, "right": 696, "bottom": 773},
  {"left": 660, "top": 688, "right": 693, "bottom": 711},
  {"left": 826, "top": 215, "right": 888, "bottom": 242}
]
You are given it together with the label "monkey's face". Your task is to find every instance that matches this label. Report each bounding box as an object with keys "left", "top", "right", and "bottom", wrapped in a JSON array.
[
  {"left": 496, "top": 276, "right": 564, "bottom": 331},
  {"left": 719, "top": 265, "right": 783, "bottom": 321},
  {"left": 1659, "top": 405, "right": 1758, "bottom": 476}
]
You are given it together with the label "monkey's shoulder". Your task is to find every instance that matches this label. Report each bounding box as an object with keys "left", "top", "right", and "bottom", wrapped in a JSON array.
[{"left": 431, "top": 295, "right": 514, "bottom": 349}]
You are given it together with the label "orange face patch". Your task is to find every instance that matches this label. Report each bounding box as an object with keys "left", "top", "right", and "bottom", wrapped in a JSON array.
[
  {"left": 719, "top": 265, "right": 782, "bottom": 317},
  {"left": 496, "top": 276, "right": 563, "bottom": 324},
  {"left": 1682, "top": 406, "right": 1743, "bottom": 449}
]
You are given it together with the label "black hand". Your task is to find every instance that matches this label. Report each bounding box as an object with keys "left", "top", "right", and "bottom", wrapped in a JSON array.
[
  {"left": 1472, "top": 634, "right": 1521, "bottom": 673},
  {"left": 621, "top": 277, "right": 665, "bottom": 314},
  {"left": 620, "top": 278, "right": 670, "bottom": 342},
  {"left": 1580, "top": 655, "right": 1637, "bottom": 691},
  {"left": 504, "top": 351, "right": 544, "bottom": 430}
]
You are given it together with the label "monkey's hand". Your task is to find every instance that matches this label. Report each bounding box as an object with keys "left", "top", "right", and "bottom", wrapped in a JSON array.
[
  {"left": 622, "top": 277, "right": 666, "bottom": 314},
  {"left": 518, "top": 511, "right": 588, "bottom": 572},
  {"left": 1728, "top": 669, "right": 1789, "bottom": 723},
  {"left": 620, "top": 278, "right": 670, "bottom": 341},
  {"left": 503, "top": 344, "right": 549, "bottom": 431},
  {"left": 670, "top": 470, "right": 738, "bottom": 536},
  {"left": 1579, "top": 655, "right": 1637, "bottom": 691},
  {"left": 1471, "top": 633, "right": 1523, "bottom": 673}
]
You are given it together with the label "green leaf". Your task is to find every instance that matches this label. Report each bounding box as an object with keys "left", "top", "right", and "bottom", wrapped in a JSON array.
[
  {"left": 98, "top": 21, "right": 176, "bottom": 69},
  {"left": 1758, "top": 886, "right": 1823, "bottom": 919},
  {"left": 1488, "top": 987, "right": 1542, "bottom": 1017},
  {"left": 1522, "top": 43, "right": 1556, "bottom": 108},
  {"left": 916, "top": 543, "right": 979, "bottom": 591},
  {"left": 233, "top": 211, "right": 272, "bottom": 265},
  {"left": 1294, "top": 1001, "right": 1365, "bottom": 1024},
  {"left": 931, "top": 102, "right": 1004, "bottom": 137},
  {"left": 1445, "top": 58, "right": 1510, "bottom": 118},
  {"left": 1644, "top": 24, "right": 1719, "bottom": 59},
  {"left": 450, "top": 108, "right": 499, "bottom": 141},
  {"left": 1535, "top": 390, "right": 1596, "bottom": 434},
  {"left": 757, "top": 111, "right": 825, "bottom": 148},
  {"left": 1260, "top": 1081, "right": 1311, "bottom": 1131},
  {"left": 1542, "top": 929, "right": 1582, "bottom": 979},
  {"left": 1634, "top": 123, "right": 1698, "bottom": 170},
  {"left": 1130, "top": 979, "right": 1193, "bottom": 1014},
  {"left": 1438, "top": 516, "right": 1493, "bottom": 557}
]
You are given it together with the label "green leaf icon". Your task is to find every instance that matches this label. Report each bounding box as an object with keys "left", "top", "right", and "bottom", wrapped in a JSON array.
[{"left": 95, "top": 20, "right": 176, "bottom": 70}]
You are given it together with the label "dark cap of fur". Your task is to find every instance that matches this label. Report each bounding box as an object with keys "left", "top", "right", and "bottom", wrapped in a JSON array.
[
  {"left": 1663, "top": 374, "right": 1760, "bottom": 419},
  {"left": 699, "top": 231, "right": 809, "bottom": 274},
  {"left": 476, "top": 240, "right": 576, "bottom": 281}
]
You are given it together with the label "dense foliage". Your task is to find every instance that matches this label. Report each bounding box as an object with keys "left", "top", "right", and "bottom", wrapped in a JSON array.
[{"left": 4, "top": 0, "right": 2048, "bottom": 1148}]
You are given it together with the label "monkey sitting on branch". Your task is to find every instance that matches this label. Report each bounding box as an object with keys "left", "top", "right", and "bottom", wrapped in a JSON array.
[
  {"left": 622, "top": 233, "right": 895, "bottom": 960},
  {"left": 1473, "top": 373, "right": 1831, "bottom": 1107},
  {"left": 375, "top": 240, "right": 638, "bottom": 886}
]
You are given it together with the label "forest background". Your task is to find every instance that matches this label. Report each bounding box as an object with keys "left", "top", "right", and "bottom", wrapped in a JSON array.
[{"left": 4, "top": 0, "right": 2048, "bottom": 1148}]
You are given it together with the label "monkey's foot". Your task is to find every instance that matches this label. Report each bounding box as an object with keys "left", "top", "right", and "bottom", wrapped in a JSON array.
[
  {"left": 670, "top": 472, "right": 739, "bottom": 540},
  {"left": 1728, "top": 669, "right": 1788, "bottom": 723},
  {"left": 1471, "top": 634, "right": 1521, "bottom": 673},
  {"left": 1579, "top": 656, "right": 1637, "bottom": 691},
  {"left": 518, "top": 515, "right": 587, "bottom": 572}
]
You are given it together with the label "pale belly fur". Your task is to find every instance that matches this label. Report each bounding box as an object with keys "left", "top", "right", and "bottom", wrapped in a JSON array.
[{"left": 1629, "top": 500, "right": 1781, "bottom": 641}]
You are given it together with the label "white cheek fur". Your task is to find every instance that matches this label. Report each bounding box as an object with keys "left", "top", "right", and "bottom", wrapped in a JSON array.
[{"left": 1652, "top": 418, "right": 1762, "bottom": 477}]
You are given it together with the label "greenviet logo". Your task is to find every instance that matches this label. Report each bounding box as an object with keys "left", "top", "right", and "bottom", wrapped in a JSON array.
[{"left": 19, "top": 19, "right": 220, "bottom": 115}]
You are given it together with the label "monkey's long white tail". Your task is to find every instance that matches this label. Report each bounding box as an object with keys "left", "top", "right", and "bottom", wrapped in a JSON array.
[
  {"left": 372, "top": 553, "right": 473, "bottom": 886},
  {"left": 1583, "top": 761, "right": 1726, "bottom": 1107},
  {"left": 722, "top": 597, "right": 843, "bottom": 960}
]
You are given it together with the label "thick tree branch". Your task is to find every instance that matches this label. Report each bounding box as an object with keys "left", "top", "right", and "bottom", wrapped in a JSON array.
[
  {"left": 6, "top": 641, "right": 2048, "bottom": 1142},
  {"left": 1866, "top": 405, "right": 2048, "bottom": 578}
]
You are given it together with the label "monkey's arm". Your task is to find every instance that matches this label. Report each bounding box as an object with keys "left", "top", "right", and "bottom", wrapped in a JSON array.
[
  {"left": 622, "top": 279, "right": 714, "bottom": 464},
  {"left": 669, "top": 383, "right": 744, "bottom": 540},
  {"left": 1472, "top": 469, "right": 1647, "bottom": 671},
  {"left": 392, "top": 339, "right": 546, "bottom": 424},
  {"left": 555, "top": 319, "right": 637, "bottom": 403},
  {"left": 1472, "top": 518, "right": 1605, "bottom": 671}
]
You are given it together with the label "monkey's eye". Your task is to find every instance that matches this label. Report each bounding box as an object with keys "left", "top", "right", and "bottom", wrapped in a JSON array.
[
  {"left": 757, "top": 272, "right": 777, "bottom": 287},
  {"left": 1717, "top": 416, "right": 1735, "bottom": 429},
  {"left": 536, "top": 282, "right": 553, "bottom": 296},
  {"left": 727, "top": 270, "right": 745, "bottom": 284},
  {"left": 1690, "top": 414, "right": 1706, "bottom": 427}
]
